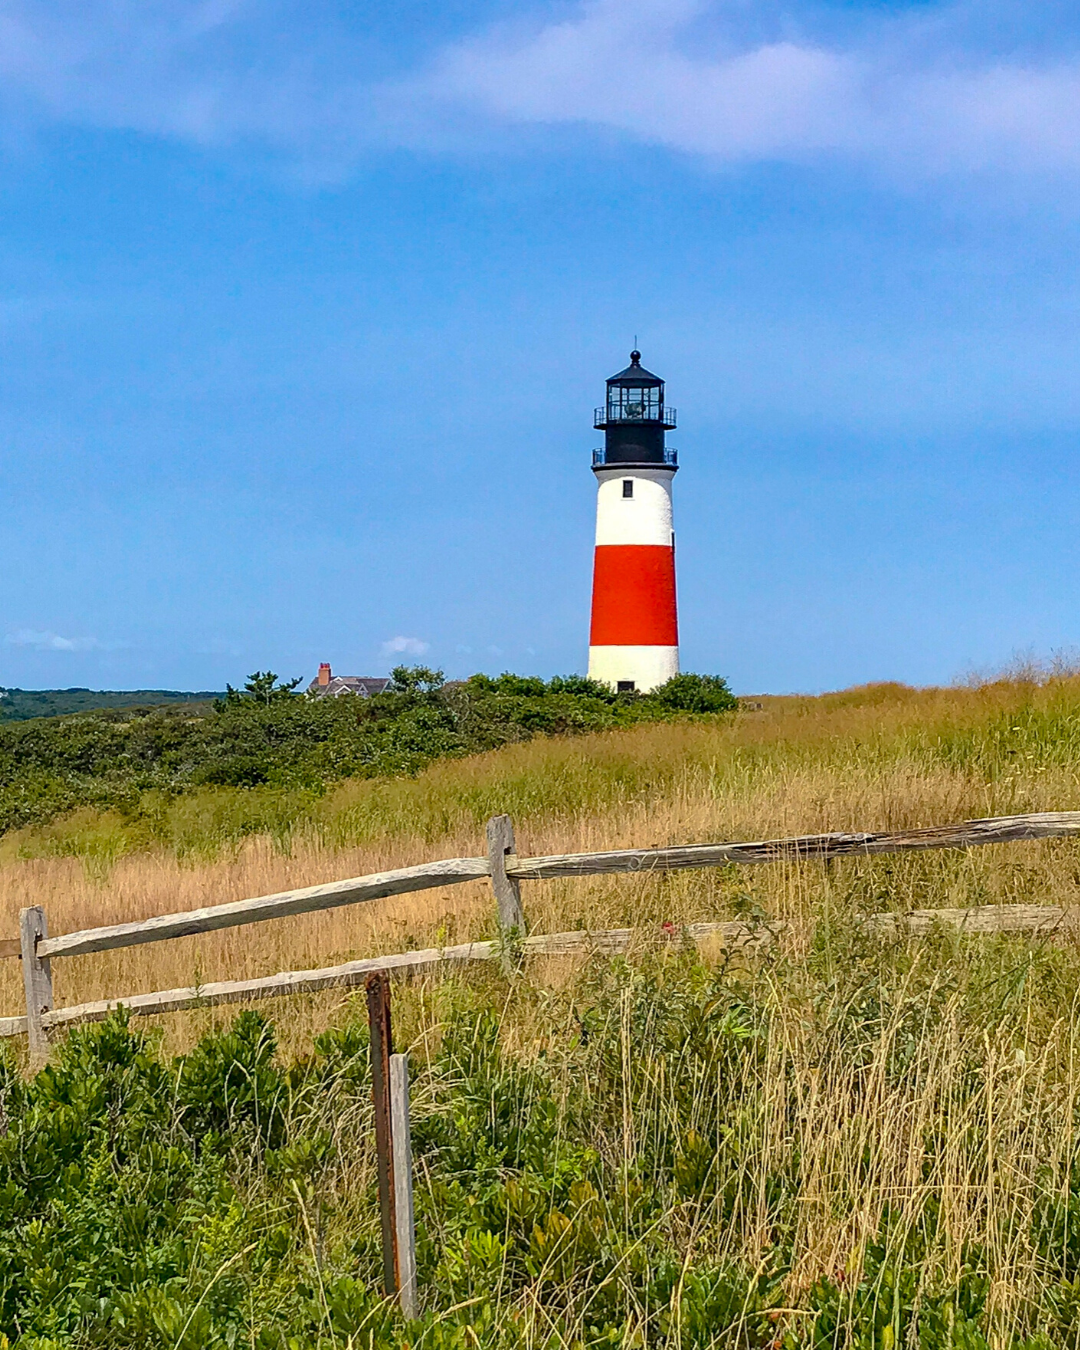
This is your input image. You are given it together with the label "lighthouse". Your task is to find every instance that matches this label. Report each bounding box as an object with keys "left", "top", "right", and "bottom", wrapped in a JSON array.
[{"left": 588, "top": 352, "right": 679, "bottom": 693}]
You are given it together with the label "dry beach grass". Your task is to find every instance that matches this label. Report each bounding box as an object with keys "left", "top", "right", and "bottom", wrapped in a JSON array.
[
  {"left": 2, "top": 676, "right": 1080, "bottom": 1052},
  {"left": 5, "top": 675, "right": 1080, "bottom": 1340}
]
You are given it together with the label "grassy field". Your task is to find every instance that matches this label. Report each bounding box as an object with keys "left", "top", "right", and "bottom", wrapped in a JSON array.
[
  {"left": 3, "top": 674, "right": 1078, "bottom": 1047},
  {"left": 4, "top": 675, "right": 1080, "bottom": 1347}
]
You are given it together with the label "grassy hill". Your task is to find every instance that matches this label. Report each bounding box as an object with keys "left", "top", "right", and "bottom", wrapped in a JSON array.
[
  {"left": 1, "top": 675, "right": 1079, "bottom": 1347},
  {"left": 0, "top": 685, "right": 223, "bottom": 720},
  {"left": 0, "top": 668, "right": 736, "bottom": 844}
]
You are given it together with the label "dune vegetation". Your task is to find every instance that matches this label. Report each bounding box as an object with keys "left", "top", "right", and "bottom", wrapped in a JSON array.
[
  {"left": 3, "top": 673, "right": 1080, "bottom": 1347},
  {"left": 0, "top": 668, "right": 736, "bottom": 844},
  {"left": 0, "top": 686, "right": 222, "bottom": 722}
]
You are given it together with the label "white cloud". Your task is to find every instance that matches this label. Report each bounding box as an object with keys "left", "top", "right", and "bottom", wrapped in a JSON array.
[
  {"left": 5, "top": 628, "right": 111, "bottom": 651},
  {"left": 0, "top": 0, "right": 349, "bottom": 163},
  {"left": 7, "top": 629, "right": 93, "bottom": 650},
  {"left": 414, "top": 0, "right": 857, "bottom": 160},
  {"left": 380, "top": 635, "right": 430, "bottom": 658},
  {"left": 407, "top": 0, "right": 1080, "bottom": 175},
  {"left": 2, "top": 0, "right": 1080, "bottom": 181}
]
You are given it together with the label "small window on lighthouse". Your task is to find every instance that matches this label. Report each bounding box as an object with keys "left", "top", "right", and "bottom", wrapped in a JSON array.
[
  {"left": 617, "top": 680, "right": 636, "bottom": 693},
  {"left": 622, "top": 480, "right": 634, "bottom": 498}
]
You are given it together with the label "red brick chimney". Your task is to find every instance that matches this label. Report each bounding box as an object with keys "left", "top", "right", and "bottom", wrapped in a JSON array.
[{"left": 317, "top": 662, "right": 332, "bottom": 687}]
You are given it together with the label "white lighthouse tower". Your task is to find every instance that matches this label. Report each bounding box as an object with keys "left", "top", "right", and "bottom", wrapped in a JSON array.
[{"left": 587, "top": 352, "right": 679, "bottom": 692}]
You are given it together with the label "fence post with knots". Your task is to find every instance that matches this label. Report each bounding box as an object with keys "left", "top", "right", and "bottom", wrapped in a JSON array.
[
  {"left": 486, "top": 814, "right": 525, "bottom": 970},
  {"left": 19, "top": 905, "right": 52, "bottom": 1064}
]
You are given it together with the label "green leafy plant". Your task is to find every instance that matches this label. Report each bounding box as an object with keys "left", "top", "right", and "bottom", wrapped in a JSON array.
[
  {"left": 3, "top": 929, "right": 1080, "bottom": 1348},
  {"left": 0, "top": 666, "right": 738, "bottom": 846},
  {"left": 645, "top": 673, "right": 739, "bottom": 713}
]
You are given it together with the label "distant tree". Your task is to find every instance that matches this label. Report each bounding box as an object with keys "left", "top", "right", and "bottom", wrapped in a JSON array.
[
  {"left": 222, "top": 672, "right": 303, "bottom": 708},
  {"left": 648, "top": 673, "right": 738, "bottom": 713},
  {"left": 387, "top": 666, "right": 445, "bottom": 695},
  {"left": 464, "top": 673, "right": 617, "bottom": 702},
  {"left": 488, "top": 673, "right": 548, "bottom": 698},
  {"left": 547, "top": 675, "right": 617, "bottom": 702}
]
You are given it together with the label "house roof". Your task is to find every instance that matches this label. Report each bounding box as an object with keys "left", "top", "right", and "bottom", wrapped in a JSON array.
[{"left": 307, "top": 676, "right": 390, "bottom": 698}]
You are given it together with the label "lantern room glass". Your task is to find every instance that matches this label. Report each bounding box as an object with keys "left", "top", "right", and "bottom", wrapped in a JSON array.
[{"left": 606, "top": 383, "right": 661, "bottom": 422}]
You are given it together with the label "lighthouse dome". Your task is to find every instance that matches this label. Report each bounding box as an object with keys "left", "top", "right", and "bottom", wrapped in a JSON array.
[
  {"left": 606, "top": 351, "right": 663, "bottom": 386},
  {"left": 593, "top": 350, "right": 676, "bottom": 464}
]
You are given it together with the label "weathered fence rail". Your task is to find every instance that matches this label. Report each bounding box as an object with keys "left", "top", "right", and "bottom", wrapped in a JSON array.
[
  {"left": 34, "top": 858, "right": 492, "bottom": 961},
  {"left": 4, "top": 810, "right": 1080, "bottom": 1055},
  {"left": 18, "top": 811, "right": 1080, "bottom": 963},
  {"left": 505, "top": 811, "right": 1080, "bottom": 877}
]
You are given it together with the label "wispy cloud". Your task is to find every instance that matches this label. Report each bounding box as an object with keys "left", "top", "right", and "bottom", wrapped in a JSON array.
[
  {"left": 380, "top": 635, "right": 430, "bottom": 659},
  {"left": 411, "top": 0, "right": 854, "bottom": 160},
  {"left": 0, "top": 0, "right": 345, "bottom": 157},
  {"left": 409, "top": 0, "right": 1080, "bottom": 176},
  {"left": 2, "top": 0, "right": 1080, "bottom": 181},
  {"left": 4, "top": 628, "right": 127, "bottom": 651}
]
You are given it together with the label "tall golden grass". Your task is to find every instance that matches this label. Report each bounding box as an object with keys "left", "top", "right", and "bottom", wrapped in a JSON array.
[
  {"left": 1, "top": 674, "right": 1078, "bottom": 1056},
  {"left": 515, "top": 927, "right": 1080, "bottom": 1342},
  {"left": 5, "top": 673, "right": 1080, "bottom": 1337}
]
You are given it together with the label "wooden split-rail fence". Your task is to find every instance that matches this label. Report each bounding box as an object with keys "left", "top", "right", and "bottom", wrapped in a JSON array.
[{"left": 3, "top": 810, "right": 1080, "bottom": 1059}]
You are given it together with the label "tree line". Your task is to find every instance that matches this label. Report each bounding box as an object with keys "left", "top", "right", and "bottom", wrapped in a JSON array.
[{"left": 0, "top": 667, "right": 737, "bottom": 837}]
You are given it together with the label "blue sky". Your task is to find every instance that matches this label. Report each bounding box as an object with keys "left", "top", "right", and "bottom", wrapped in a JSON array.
[{"left": 2, "top": 0, "right": 1080, "bottom": 695}]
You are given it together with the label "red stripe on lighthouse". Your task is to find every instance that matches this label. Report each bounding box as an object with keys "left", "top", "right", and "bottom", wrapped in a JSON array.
[{"left": 590, "top": 545, "right": 678, "bottom": 647}]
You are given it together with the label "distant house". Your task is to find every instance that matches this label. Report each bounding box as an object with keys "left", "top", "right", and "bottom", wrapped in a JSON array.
[{"left": 307, "top": 664, "right": 390, "bottom": 699}]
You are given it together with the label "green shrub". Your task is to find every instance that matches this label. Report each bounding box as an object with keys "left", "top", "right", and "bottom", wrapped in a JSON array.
[
  {"left": 0, "top": 667, "right": 737, "bottom": 843},
  {"left": 646, "top": 673, "right": 739, "bottom": 713},
  {"left": 2, "top": 939, "right": 1079, "bottom": 1347}
]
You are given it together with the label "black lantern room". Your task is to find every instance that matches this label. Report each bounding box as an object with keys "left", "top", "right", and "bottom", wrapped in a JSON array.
[{"left": 593, "top": 351, "right": 677, "bottom": 469}]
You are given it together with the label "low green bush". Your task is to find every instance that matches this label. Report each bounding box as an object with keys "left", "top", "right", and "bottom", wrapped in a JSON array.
[
  {"left": 2, "top": 935, "right": 1079, "bottom": 1348},
  {"left": 0, "top": 667, "right": 737, "bottom": 841},
  {"left": 647, "top": 673, "right": 739, "bottom": 714},
  {"left": 0, "top": 988, "right": 783, "bottom": 1349}
]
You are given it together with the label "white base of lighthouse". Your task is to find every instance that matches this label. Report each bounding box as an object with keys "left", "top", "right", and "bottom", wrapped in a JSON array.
[{"left": 588, "top": 644, "right": 679, "bottom": 693}]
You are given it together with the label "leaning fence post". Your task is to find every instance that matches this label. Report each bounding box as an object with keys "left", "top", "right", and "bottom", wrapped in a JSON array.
[
  {"left": 390, "top": 1052, "right": 418, "bottom": 1318},
  {"left": 19, "top": 906, "right": 52, "bottom": 1063},
  {"left": 486, "top": 814, "right": 525, "bottom": 933},
  {"left": 365, "top": 971, "right": 398, "bottom": 1298}
]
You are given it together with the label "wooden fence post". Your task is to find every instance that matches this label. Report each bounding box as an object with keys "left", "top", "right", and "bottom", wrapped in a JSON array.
[
  {"left": 390, "top": 1052, "right": 418, "bottom": 1318},
  {"left": 19, "top": 906, "right": 52, "bottom": 1063},
  {"left": 365, "top": 971, "right": 397, "bottom": 1298},
  {"left": 486, "top": 815, "right": 525, "bottom": 933}
]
